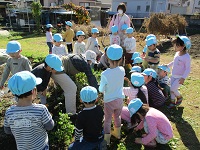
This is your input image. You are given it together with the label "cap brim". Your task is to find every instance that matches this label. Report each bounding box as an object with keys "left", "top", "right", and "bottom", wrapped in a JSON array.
[
  {"left": 36, "top": 77, "right": 42, "bottom": 85},
  {"left": 6, "top": 49, "right": 20, "bottom": 54},
  {"left": 141, "top": 73, "right": 147, "bottom": 76},
  {"left": 54, "top": 66, "right": 64, "bottom": 72},
  {"left": 91, "top": 59, "right": 97, "bottom": 64}
]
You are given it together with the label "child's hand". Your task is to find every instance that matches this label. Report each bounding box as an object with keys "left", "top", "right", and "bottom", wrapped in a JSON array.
[
  {"left": 135, "top": 138, "right": 142, "bottom": 144},
  {"left": 134, "top": 127, "right": 139, "bottom": 132},
  {"left": 144, "top": 57, "right": 149, "bottom": 62},
  {"left": 179, "top": 78, "right": 185, "bottom": 84}
]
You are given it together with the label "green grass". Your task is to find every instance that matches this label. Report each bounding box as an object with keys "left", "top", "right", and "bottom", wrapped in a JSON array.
[{"left": 0, "top": 32, "right": 200, "bottom": 149}]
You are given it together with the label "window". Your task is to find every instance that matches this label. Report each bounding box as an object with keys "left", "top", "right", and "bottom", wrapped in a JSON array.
[
  {"left": 137, "top": 6, "right": 141, "bottom": 11},
  {"left": 79, "top": 2, "right": 90, "bottom": 7},
  {"left": 146, "top": 5, "right": 150, "bottom": 12},
  {"left": 198, "top": 0, "right": 200, "bottom": 5}
]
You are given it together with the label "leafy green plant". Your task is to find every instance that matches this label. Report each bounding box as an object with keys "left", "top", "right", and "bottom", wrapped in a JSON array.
[
  {"left": 49, "top": 112, "right": 74, "bottom": 149},
  {"left": 117, "top": 143, "right": 126, "bottom": 150}
]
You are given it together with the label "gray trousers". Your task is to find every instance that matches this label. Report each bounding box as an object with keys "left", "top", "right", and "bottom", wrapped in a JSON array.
[{"left": 51, "top": 73, "right": 77, "bottom": 114}]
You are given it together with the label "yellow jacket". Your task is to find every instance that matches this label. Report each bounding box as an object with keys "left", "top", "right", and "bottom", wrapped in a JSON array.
[{"left": 63, "top": 28, "right": 75, "bottom": 43}]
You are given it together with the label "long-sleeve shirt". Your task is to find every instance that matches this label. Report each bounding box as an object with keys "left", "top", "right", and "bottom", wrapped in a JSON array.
[
  {"left": 158, "top": 76, "right": 170, "bottom": 86},
  {"left": 31, "top": 63, "right": 51, "bottom": 92},
  {"left": 99, "top": 66, "right": 125, "bottom": 103},
  {"left": 99, "top": 54, "right": 109, "bottom": 68},
  {"left": 110, "top": 34, "right": 120, "bottom": 45},
  {"left": 136, "top": 107, "right": 173, "bottom": 145},
  {"left": 167, "top": 52, "right": 191, "bottom": 79},
  {"left": 62, "top": 28, "right": 74, "bottom": 43},
  {"left": 123, "top": 85, "right": 148, "bottom": 104},
  {"left": 0, "top": 55, "right": 32, "bottom": 87},
  {"left": 124, "top": 37, "right": 136, "bottom": 53},
  {"left": 73, "top": 41, "right": 86, "bottom": 54},
  {"left": 85, "top": 37, "right": 100, "bottom": 55},
  {"left": 46, "top": 31, "right": 53, "bottom": 42},
  {"left": 52, "top": 44, "right": 68, "bottom": 58}
]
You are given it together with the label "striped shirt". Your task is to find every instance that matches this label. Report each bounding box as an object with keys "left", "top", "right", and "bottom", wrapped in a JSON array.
[
  {"left": 147, "top": 48, "right": 160, "bottom": 65},
  {"left": 123, "top": 86, "right": 148, "bottom": 104},
  {"left": 4, "top": 104, "right": 53, "bottom": 150},
  {"left": 158, "top": 76, "right": 170, "bottom": 86}
]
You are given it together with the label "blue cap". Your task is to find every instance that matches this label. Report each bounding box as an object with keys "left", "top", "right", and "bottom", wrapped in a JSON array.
[
  {"left": 46, "top": 24, "right": 53, "bottom": 28},
  {"left": 121, "top": 24, "right": 128, "bottom": 30},
  {"left": 142, "top": 68, "right": 157, "bottom": 79},
  {"left": 131, "top": 72, "right": 144, "bottom": 87},
  {"left": 130, "top": 66, "right": 142, "bottom": 73},
  {"left": 143, "top": 45, "right": 148, "bottom": 53},
  {"left": 6, "top": 41, "right": 21, "bottom": 54},
  {"left": 91, "top": 28, "right": 99, "bottom": 33},
  {"left": 126, "top": 27, "right": 134, "bottom": 34},
  {"left": 53, "top": 33, "right": 63, "bottom": 42},
  {"left": 76, "top": 30, "right": 85, "bottom": 36},
  {"left": 158, "top": 65, "right": 170, "bottom": 72},
  {"left": 177, "top": 35, "right": 191, "bottom": 50},
  {"left": 128, "top": 98, "right": 143, "bottom": 117},
  {"left": 146, "top": 34, "right": 156, "bottom": 40},
  {"left": 131, "top": 52, "right": 140, "bottom": 60},
  {"left": 65, "top": 21, "right": 72, "bottom": 27},
  {"left": 133, "top": 57, "right": 143, "bottom": 64},
  {"left": 106, "top": 44, "right": 123, "bottom": 60},
  {"left": 8, "top": 71, "right": 42, "bottom": 96},
  {"left": 111, "top": 25, "right": 118, "bottom": 33},
  {"left": 146, "top": 37, "right": 157, "bottom": 46},
  {"left": 45, "top": 54, "right": 63, "bottom": 72},
  {"left": 80, "top": 86, "right": 98, "bottom": 102}
]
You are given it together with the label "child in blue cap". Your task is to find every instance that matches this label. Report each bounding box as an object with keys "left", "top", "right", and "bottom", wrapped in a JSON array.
[
  {"left": 52, "top": 33, "right": 68, "bottom": 57},
  {"left": 0, "top": 41, "right": 32, "bottom": 90},
  {"left": 46, "top": 24, "right": 53, "bottom": 54},
  {"left": 68, "top": 86, "right": 104, "bottom": 150},
  {"left": 157, "top": 65, "right": 171, "bottom": 101},
  {"left": 74, "top": 30, "right": 86, "bottom": 54},
  {"left": 99, "top": 44, "right": 125, "bottom": 145},
  {"left": 119, "top": 24, "right": 128, "bottom": 47},
  {"left": 141, "top": 68, "right": 165, "bottom": 108},
  {"left": 4, "top": 71, "right": 54, "bottom": 150},
  {"left": 110, "top": 25, "right": 120, "bottom": 45},
  {"left": 63, "top": 21, "right": 74, "bottom": 53}
]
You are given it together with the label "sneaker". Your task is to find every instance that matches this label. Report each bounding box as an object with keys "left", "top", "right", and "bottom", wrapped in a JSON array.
[
  {"left": 176, "top": 96, "right": 183, "bottom": 106},
  {"left": 167, "top": 103, "right": 176, "bottom": 109}
]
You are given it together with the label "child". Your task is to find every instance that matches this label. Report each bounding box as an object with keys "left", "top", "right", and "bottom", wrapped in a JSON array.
[
  {"left": 130, "top": 66, "right": 142, "bottom": 73},
  {"left": 86, "top": 28, "right": 101, "bottom": 57},
  {"left": 141, "top": 68, "right": 165, "bottom": 108},
  {"left": 74, "top": 30, "right": 86, "bottom": 54},
  {"left": 97, "top": 47, "right": 110, "bottom": 70},
  {"left": 46, "top": 24, "right": 53, "bottom": 54},
  {"left": 131, "top": 52, "right": 140, "bottom": 61},
  {"left": 99, "top": 44, "right": 125, "bottom": 145},
  {"left": 63, "top": 21, "right": 74, "bottom": 53},
  {"left": 119, "top": 24, "right": 128, "bottom": 47},
  {"left": 128, "top": 98, "right": 173, "bottom": 147},
  {"left": 68, "top": 86, "right": 104, "bottom": 150},
  {"left": 167, "top": 36, "right": 191, "bottom": 108},
  {"left": 52, "top": 33, "right": 68, "bottom": 58},
  {"left": 110, "top": 25, "right": 120, "bottom": 45},
  {"left": 124, "top": 27, "right": 136, "bottom": 65},
  {"left": 144, "top": 37, "right": 160, "bottom": 70},
  {"left": 85, "top": 50, "right": 97, "bottom": 65},
  {"left": 4, "top": 71, "right": 54, "bottom": 150},
  {"left": 133, "top": 57, "right": 144, "bottom": 71},
  {"left": 121, "top": 73, "right": 148, "bottom": 129},
  {"left": 157, "top": 65, "right": 171, "bottom": 101},
  {"left": 0, "top": 41, "right": 32, "bottom": 89}
]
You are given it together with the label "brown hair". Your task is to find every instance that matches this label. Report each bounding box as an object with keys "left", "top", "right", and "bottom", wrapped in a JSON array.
[{"left": 117, "top": 3, "right": 126, "bottom": 13}]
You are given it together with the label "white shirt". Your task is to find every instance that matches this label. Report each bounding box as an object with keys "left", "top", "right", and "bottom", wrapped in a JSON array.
[
  {"left": 110, "top": 34, "right": 120, "bottom": 46},
  {"left": 85, "top": 37, "right": 100, "bottom": 55},
  {"left": 73, "top": 41, "right": 86, "bottom": 54},
  {"left": 46, "top": 31, "right": 53, "bottom": 42},
  {"left": 124, "top": 37, "right": 136, "bottom": 53},
  {"left": 52, "top": 44, "right": 68, "bottom": 58}
]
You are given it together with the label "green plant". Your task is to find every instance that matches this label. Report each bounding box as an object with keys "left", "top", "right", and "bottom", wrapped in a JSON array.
[
  {"left": 49, "top": 112, "right": 74, "bottom": 149},
  {"left": 31, "top": 1, "right": 42, "bottom": 33},
  {"left": 117, "top": 143, "right": 126, "bottom": 150}
]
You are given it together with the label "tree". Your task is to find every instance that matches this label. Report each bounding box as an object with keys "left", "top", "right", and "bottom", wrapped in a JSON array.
[{"left": 31, "top": 1, "right": 42, "bottom": 33}]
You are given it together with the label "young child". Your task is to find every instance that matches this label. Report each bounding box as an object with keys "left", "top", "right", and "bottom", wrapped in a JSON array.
[
  {"left": 99, "top": 44, "right": 125, "bottom": 145},
  {"left": 52, "top": 33, "right": 68, "bottom": 58},
  {"left": 157, "top": 65, "right": 171, "bottom": 101},
  {"left": 133, "top": 57, "right": 144, "bottom": 71},
  {"left": 46, "top": 24, "right": 53, "bottom": 54},
  {"left": 130, "top": 66, "right": 142, "bottom": 73},
  {"left": 128, "top": 98, "right": 173, "bottom": 147},
  {"left": 131, "top": 52, "right": 140, "bottom": 61},
  {"left": 167, "top": 36, "right": 191, "bottom": 108},
  {"left": 144, "top": 37, "right": 160, "bottom": 70},
  {"left": 110, "top": 25, "right": 120, "bottom": 45},
  {"left": 68, "top": 86, "right": 104, "bottom": 149},
  {"left": 0, "top": 41, "right": 32, "bottom": 89},
  {"left": 86, "top": 28, "right": 101, "bottom": 57},
  {"left": 124, "top": 27, "right": 136, "bottom": 65},
  {"left": 121, "top": 73, "right": 148, "bottom": 129},
  {"left": 97, "top": 47, "right": 110, "bottom": 70},
  {"left": 63, "top": 21, "right": 74, "bottom": 53},
  {"left": 4, "top": 71, "right": 54, "bottom": 150},
  {"left": 119, "top": 24, "right": 128, "bottom": 48},
  {"left": 74, "top": 30, "right": 86, "bottom": 54},
  {"left": 141, "top": 68, "right": 165, "bottom": 108}
]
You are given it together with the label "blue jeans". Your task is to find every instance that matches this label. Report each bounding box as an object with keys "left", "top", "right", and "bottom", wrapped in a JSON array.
[
  {"left": 68, "top": 138, "right": 103, "bottom": 150},
  {"left": 47, "top": 42, "right": 53, "bottom": 54}
]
